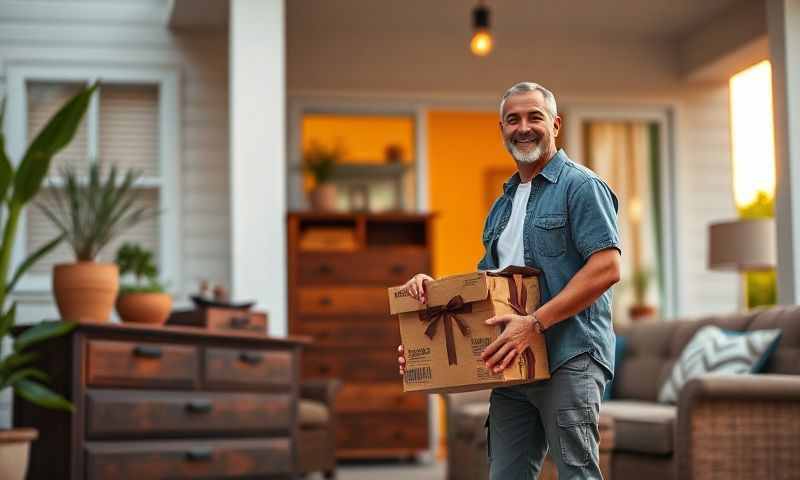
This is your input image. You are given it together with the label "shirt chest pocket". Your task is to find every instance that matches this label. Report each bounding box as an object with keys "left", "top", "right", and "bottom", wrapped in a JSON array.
[{"left": 533, "top": 215, "right": 567, "bottom": 257}]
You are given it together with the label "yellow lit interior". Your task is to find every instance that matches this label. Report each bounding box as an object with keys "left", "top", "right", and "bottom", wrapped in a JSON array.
[
  {"left": 729, "top": 60, "right": 776, "bottom": 209},
  {"left": 302, "top": 114, "right": 415, "bottom": 164}
]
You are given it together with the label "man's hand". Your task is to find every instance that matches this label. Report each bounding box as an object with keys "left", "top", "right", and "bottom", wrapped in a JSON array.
[
  {"left": 400, "top": 273, "right": 434, "bottom": 304},
  {"left": 480, "top": 314, "right": 535, "bottom": 373},
  {"left": 398, "top": 344, "right": 406, "bottom": 376}
]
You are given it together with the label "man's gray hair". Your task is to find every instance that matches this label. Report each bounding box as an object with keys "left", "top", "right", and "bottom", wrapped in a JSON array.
[{"left": 499, "top": 82, "right": 558, "bottom": 121}]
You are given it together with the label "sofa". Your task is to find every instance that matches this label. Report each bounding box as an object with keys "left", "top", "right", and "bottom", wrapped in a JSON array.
[
  {"left": 298, "top": 379, "right": 341, "bottom": 479},
  {"left": 443, "top": 305, "right": 800, "bottom": 480}
]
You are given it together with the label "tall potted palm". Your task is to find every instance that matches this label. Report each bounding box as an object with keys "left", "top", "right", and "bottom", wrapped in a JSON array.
[
  {"left": 0, "top": 85, "right": 96, "bottom": 479},
  {"left": 37, "top": 163, "right": 158, "bottom": 323}
]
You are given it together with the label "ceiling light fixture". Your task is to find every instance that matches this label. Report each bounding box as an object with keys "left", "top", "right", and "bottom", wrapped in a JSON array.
[{"left": 470, "top": 1, "right": 493, "bottom": 57}]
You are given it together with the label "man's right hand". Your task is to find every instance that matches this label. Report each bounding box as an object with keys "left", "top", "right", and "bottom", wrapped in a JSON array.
[{"left": 400, "top": 273, "right": 434, "bottom": 304}]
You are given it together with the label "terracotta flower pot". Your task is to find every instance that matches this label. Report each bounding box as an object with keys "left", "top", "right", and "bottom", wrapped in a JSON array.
[
  {"left": 116, "top": 292, "right": 173, "bottom": 325},
  {"left": 0, "top": 428, "right": 37, "bottom": 480},
  {"left": 52, "top": 262, "right": 119, "bottom": 323},
  {"left": 309, "top": 183, "right": 338, "bottom": 211}
]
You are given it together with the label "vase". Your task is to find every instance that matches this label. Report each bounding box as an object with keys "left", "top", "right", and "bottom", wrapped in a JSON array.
[
  {"left": 0, "top": 427, "right": 37, "bottom": 480},
  {"left": 116, "top": 292, "right": 173, "bottom": 325},
  {"left": 53, "top": 262, "right": 119, "bottom": 323},
  {"left": 309, "top": 183, "right": 338, "bottom": 211}
]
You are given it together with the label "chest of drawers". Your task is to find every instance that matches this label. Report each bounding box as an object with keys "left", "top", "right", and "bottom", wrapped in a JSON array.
[
  {"left": 288, "top": 212, "right": 433, "bottom": 459},
  {"left": 13, "top": 322, "right": 306, "bottom": 479}
]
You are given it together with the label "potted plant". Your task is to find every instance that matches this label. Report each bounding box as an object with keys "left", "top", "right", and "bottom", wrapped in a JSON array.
[
  {"left": 628, "top": 268, "right": 657, "bottom": 322},
  {"left": 114, "top": 242, "right": 171, "bottom": 325},
  {"left": 37, "top": 163, "right": 158, "bottom": 323},
  {"left": 304, "top": 141, "right": 340, "bottom": 211},
  {"left": 0, "top": 85, "right": 95, "bottom": 479}
]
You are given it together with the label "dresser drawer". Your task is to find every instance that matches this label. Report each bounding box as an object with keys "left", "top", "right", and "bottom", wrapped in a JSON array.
[
  {"left": 298, "top": 249, "right": 428, "bottom": 285},
  {"left": 85, "top": 438, "right": 291, "bottom": 480},
  {"left": 296, "top": 287, "right": 389, "bottom": 316},
  {"left": 294, "top": 319, "right": 399, "bottom": 347},
  {"left": 204, "top": 347, "right": 293, "bottom": 389},
  {"left": 86, "top": 340, "right": 198, "bottom": 389},
  {"left": 86, "top": 389, "right": 291, "bottom": 438},
  {"left": 336, "top": 382, "right": 426, "bottom": 413},
  {"left": 337, "top": 413, "right": 428, "bottom": 450},
  {"left": 302, "top": 347, "right": 398, "bottom": 382}
]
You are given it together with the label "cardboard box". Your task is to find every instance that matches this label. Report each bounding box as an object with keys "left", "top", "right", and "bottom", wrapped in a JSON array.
[{"left": 388, "top": 266, "right": 550, "bottom": 394}]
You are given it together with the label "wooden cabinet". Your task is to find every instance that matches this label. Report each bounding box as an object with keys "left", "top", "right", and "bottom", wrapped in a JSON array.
[
  {"left": 13, "top": 322, "right": 306, "bottom": 480},
  {"left": 288, "top": 212, "right": 433, "bottom": 459}
]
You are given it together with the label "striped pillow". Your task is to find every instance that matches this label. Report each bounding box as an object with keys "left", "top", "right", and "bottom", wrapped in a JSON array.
[{"left": 658, "top": 325, "right": 782, "bottom": 404}]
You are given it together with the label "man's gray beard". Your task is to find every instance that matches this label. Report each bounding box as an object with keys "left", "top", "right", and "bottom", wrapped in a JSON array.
[{"left": 505, "top": 139, "right": 543, "bottom": 164}]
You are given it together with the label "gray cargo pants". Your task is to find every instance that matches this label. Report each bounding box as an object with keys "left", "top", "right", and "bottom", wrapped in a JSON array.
[{"left": 486, "top": 352, "right": 610, "bottom": 480}]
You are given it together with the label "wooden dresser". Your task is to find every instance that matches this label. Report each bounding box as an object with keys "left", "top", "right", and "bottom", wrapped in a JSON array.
[
  {"left": 13, "top": 322, "right": 307, "bottom": 480},
  {"left": 287, "top": 212, "right": 433, "bottom": 459}
]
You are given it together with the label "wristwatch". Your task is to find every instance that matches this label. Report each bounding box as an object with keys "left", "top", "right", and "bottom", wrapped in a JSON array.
[{"left": 530, "top": 313, "right": 546, "bottom": 334}]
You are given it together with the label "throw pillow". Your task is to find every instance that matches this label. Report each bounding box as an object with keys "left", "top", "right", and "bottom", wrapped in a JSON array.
[
  {"left": 602, "top": 334, "right": 627, "bottom": 401},
  {"left": 658, "top": 325, "right": 782, "bottom": 404}
]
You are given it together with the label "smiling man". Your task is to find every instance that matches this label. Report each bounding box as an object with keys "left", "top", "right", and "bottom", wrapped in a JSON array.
[{"left": 399, "top": 82, "right": 621, "bottom": 479}]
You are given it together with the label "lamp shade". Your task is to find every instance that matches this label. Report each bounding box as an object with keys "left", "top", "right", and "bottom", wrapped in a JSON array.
[{"left": 708, "top": 218, "right": 776, "bottom": 272}]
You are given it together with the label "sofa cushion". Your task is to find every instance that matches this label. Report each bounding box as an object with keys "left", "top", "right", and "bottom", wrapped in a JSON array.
[
  {"left": 601, "top": 400, "right": 676, "bottom": 455},
  {"left": 658, "top": 325, "right": 782, "bottom": 403},
  {"left": 747, "top": 305, "right": 800, "bottom": 375},
  {"left": 299, "top": 399, "right": 329, "bottom": 428},
  {"left": 613, "top": 321, "right": 679, "bottom": 402}
]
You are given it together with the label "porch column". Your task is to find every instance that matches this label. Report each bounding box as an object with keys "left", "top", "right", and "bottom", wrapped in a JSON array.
[
  {"left": 768, "top": 0, "right": 800, "bottom": 304},
  {"left": 229, "top": 0, "right": 287, "bottom": 335}
]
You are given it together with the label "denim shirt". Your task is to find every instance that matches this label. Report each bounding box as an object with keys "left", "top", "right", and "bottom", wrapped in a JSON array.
[{"left": 477, "top": 149, "right": 620, "bottom": 378}]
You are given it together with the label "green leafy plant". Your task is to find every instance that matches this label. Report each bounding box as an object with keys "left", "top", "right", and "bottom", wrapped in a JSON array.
[
  {"left": 36, "top": 162, "right": 159, "bottom": 261},
  {"left": 632, "top": 268, "right": 652, "bottom": 306},
  {"left": 0, "top": 83, "right": 99, "bottom": 413},
  {"left": 115, "top": 243, "right": 164, "bottom": 294},
  {"left": 303, "top": 141, "right": 342, "bottom": 184}
]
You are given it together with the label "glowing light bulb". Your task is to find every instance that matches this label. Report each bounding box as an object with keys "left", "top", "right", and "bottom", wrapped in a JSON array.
[{"left": 470, "top": 30, "right": 493, "bottom": 57}]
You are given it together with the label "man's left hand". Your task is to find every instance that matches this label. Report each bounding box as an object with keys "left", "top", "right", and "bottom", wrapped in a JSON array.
[{"left": 481, "top": 314, "right": 535, "bottom": 373}]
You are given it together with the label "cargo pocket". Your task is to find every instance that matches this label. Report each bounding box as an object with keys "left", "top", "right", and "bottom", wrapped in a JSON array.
[
  {"left": 533, "top": 215, "right": 567, "bottom": 257},
  {"left": 484, "top": 414, "right": 492, "bottom": 461},
  {"left": 557, "top": 406, "right": 594, "bottom": 467}
]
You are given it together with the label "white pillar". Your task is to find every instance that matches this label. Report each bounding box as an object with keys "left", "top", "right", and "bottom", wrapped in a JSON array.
[
  {"left": 229, "top": 0, "right": 287, "bottom": 336},
  {"left": 767, "top": 0, "right": 800, "bottom": 304}
]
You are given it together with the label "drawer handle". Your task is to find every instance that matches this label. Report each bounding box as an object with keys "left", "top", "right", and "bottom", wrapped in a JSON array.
[
  {"left": 132, "top": 345, "right": 162, "bottom": 359},
  {"left": 185, "top": 399, "right": 214, "bottom": 414},
  {"left": 239, "top": 351, "right": 263, "bottom": 365},
  {"left": 229, "top": 316, "right": 250, "bottom": 329},
  {"left": 319, "top": 297, "right": 332, "bottom": 306},
  {"left": 390, "top": 264, "right": 406, "bottom": 274},
  {"left": 319, "top": 365, "right": 331, "bottom": 374},
  {"left": 393, "top": 431, "right": 405, "bottom": 440},
  {"left": 319, "top": 264, "right": 333, "bottom": 275},
  {"left": 185, "top": 447, "right": 213, "bottom": 462}
]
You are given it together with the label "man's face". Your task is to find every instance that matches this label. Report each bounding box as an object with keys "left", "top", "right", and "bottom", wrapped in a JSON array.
[{"left": 499, "top": 91, "right": 560, "bottom": 164}]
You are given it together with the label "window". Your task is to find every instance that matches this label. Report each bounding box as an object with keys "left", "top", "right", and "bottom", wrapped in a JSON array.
[
  {"left": 6, "top": 66, "right": 181, "bottom": 293},
  {"left": 26, "top": 82, "right": 161, "bottom": 274}
]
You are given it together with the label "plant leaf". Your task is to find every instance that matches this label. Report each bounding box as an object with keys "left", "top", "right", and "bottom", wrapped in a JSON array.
[
  {"left": 5, "top": 367, "right": 49, "bottom": 387},
  {"left": 6, "top": 234, "right": 64, "bottom": 293},
  {"left": 12, "top": 82, "right": 98, "bottom": 205},
  {"left": 13, "top": 378, "right": 73, "bottom": 412},
  {"left": 0, "top": 351, "right": 39, "bottom": 377},
  {"left": 13, "top": 320, "right": 76, "bottom": 353},
  {"left": 0, "top": 302, "right": 16, "bottom": 339}
]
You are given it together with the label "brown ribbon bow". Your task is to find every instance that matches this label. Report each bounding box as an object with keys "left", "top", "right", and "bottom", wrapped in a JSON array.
[
  {"left": 419, "top": 295, "right": 472, "bottom": 366},
  {"left": 487, "top": 269, "right": 537, "bottom": 380}
]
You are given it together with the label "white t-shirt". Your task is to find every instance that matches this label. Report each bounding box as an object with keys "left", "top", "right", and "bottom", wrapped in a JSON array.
[{"left": 497, "top": 181, "right": 531, "bottom": 269}]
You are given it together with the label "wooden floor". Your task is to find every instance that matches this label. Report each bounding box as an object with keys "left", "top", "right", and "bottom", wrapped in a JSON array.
[{"left": 306, "top": 460, "right": 446, "bottom": 480}]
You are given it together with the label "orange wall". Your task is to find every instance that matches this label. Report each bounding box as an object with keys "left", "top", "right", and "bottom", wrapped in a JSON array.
[
  {"left": 302, "top": 114, "right": 414, "bottom": 164},
  {"left": 427, "top": 111, "right": 516, "bottom": 277}
]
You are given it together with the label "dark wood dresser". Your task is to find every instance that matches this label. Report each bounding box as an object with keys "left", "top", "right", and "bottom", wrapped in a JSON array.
[
  {"left": 13, "top": 321, "right": 307, "bottom": 480},
  {"left": 287, "top": 212, "right": 433, "bottom": 459}
]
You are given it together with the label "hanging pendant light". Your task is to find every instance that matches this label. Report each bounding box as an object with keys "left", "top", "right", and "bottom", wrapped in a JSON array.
[{"left": 470, "top": 1, "right": 493, "bottom": 57}]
